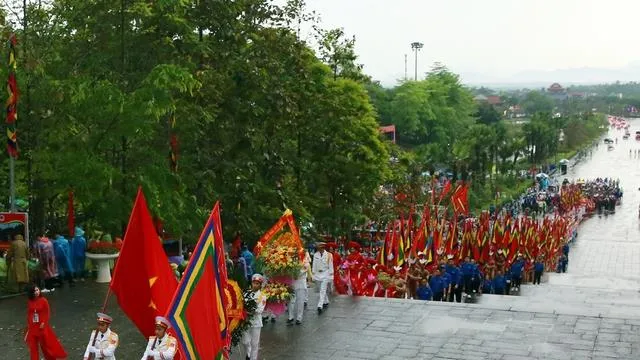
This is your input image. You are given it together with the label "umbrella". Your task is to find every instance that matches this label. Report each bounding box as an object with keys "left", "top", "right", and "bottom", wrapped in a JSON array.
[
  {"left": 535, "top": 173, "right": 549, "bottom": 179},
  {"left": 559, "top": 159, "right": 569, "bottom": 165}
]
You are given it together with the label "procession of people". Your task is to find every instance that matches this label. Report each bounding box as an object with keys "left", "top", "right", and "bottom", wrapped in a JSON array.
[{"left": 4, "top": 171, "right": 624, "bottom": 360}]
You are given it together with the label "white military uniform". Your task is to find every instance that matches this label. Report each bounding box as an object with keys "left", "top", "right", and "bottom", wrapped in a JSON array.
[
  {"left": 312, "top": 250, "right": 333, "bottom": 309},
  {"left": 242, "top": 288, "right": 266, "bottom": 360},
  {"left": 288, "top": 255, "right": 310, "bottom": 322},
  {"left": 140, "top": 334, "right": 178, "bottom": 360},
  {"left": 83, "top": 329, "right": 119, "bottom": 360}
]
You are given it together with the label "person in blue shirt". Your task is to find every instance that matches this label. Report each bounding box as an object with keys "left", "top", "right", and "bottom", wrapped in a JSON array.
[
  {"left": 52, "top": 233, "right": 75, "bottom": 287},
  {"left": 510, "top": 255, "right": 525, "bottom": 291},
  {"left": 504, "top": 268, "right": 512, "bottom": 295},
  {"left": 445, "top": 258, "right": 463, "bottom": 303},
  {"left": 440, "top": 266, "right": 452, "bottom": 301},
  {"left": 470, "top": 259, "right": 482, "bottom": 293},
  {"left": 481, "top": 274, "right": 493, "bottom": 294},
  {"left": 557, "top": 254, "right": 568, "bottom": 273},
  {"left": 533, "top": 256, "right": 544, "bottom": 285},
  {"left": 241, "top": 245, "right": 255, "bottom": 281},
  {"left": 416, "top": 279, "right": 433, "bottom": 301},
  {"left": 493, "top": 270, "right": 507, "bottom": 295},
  {"left": 461, "top": 256, "right": 474, "bottom": 294},
  {"left": 562, "top": 242, "right": 570, "bottom": 261},
  {"left": 71, "top": 227, "right": 87, "bottom": 280},
  {"left": 429, "top": 268, "right": 445, "bottom": 301}
]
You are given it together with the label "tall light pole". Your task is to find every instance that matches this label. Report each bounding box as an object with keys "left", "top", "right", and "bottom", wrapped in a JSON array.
[
  {"left": 411, "top": 42, "right": 424, "bottom": 81},
  {"left": 404, "top": 54, "right": 408, "bottom": 81}
]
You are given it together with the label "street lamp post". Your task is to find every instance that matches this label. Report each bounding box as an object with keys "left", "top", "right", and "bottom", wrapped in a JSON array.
[{"left": 411, "top": 42, "right": 423, "bottom": 81}]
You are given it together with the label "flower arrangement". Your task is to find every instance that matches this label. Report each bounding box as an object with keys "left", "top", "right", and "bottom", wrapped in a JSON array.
[
  {"left": 377, "top": 272, "right": 392, "bottom": 287},
  {"left": 257, "top": 243, "right": 302, "bottom": 278},
  {"left": 262, "top": 281, "right": 293, "bottom": 303},
  {"left": 87, "top": 241, "right": 122, "bottom": 254}
]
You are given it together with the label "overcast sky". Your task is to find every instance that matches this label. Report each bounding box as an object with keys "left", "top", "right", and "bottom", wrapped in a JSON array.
[{"left": 301, "top": 0, "right": 640, "bottom": 86}]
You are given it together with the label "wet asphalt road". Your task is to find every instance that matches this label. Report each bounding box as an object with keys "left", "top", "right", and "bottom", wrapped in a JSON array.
[{"left": 2, "top": 122, "right": 640, "bottom": 359}]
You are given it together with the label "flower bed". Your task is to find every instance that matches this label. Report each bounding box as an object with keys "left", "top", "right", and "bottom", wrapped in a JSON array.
[{"left": 87, "top": 241, "right": 122, "bottom": 255}]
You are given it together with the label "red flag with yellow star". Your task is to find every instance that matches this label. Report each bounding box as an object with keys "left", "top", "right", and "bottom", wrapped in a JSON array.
[{"left": 110, "top": 187, "right": 178, "bottom": 337}]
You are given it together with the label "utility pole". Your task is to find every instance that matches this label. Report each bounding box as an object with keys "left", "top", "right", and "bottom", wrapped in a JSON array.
[
  {"left": 411, "top": 42, "right": 424, "bottom": 81},
  {"left": 404, "top": 54, "right": 407, "bottom": 81}
]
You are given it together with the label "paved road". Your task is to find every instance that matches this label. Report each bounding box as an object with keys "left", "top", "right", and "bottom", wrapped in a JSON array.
[{"left": 2, "top": 122, "right": 640, "bottom": 359}]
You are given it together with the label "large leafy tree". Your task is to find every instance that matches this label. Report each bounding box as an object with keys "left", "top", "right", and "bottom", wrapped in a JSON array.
[{"left": 0, "top": 0, "right": 389, "bottom": 243}]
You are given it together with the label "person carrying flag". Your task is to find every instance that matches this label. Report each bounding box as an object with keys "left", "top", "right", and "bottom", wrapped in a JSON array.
[
  {"left": 140, "top": 316, "right": 177, "bottom": 360},
  {"left": 83, "top": 313, "right": 118, "bottom": 360}
]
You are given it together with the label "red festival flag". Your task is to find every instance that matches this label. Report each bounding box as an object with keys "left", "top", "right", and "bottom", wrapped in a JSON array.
[
  {"left": 167, "top": 202, "right": 229, "bottom": 359},
  {"left": 67, "top": 191, "right": 75, "bottom": 237},
  {"left": 109, "top": 188, "right": 178, "bottom": 337},
  {"left": 451, "top": 182, "right": 469, "bottom": 215}
]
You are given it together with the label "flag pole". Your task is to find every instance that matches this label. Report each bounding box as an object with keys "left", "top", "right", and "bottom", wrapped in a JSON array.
[{"left": 9, "top": 158, "right": 15, "bottom": 211}]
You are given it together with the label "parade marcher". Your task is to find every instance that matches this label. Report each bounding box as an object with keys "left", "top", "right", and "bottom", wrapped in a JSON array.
[
  {"left": 243, "top": 274, "right": 267, "bottom": 360},
  {"left": 52, "top": 234, "right": 75, "bottom": 287},
  {"left": 481, "top": 274, "right": 493, "bottom": 294},
  {"left": 416, "top": 279, "right": 433, "bottom": 300},
  {"left": 25, "top": 285, "right": 67, "bottom": 360},
  {"left": 440, "top": 265, "right": 452, "bottom": 302},
  {"left": 504, "top": 268, "right": 512, "bottom": 295},
  {"left": 140, "top": 316, "right": 177, "bottom": 360},
  {"left": 493, "top": 270, "right": 507, "bottom": 295},
  {"left": 429, "top": 268, "right": 445, "bottom": 301},
  {"left": 510, "top": 254, "right": 525, "bottom": 291},
  {"left": 533, "top": 256, "right": 544, "bottom": 285},
  {"left": 445, "top": 257, "right": 462, "bottom": 302},
  {"left": 7, "top": 234, "right": 29, "bottom": 291},
  {"left": 304, "top": 249, "right": 311, "bottom": 308},
  {"left": 287, "top": 249, "right": 310, "bottom": 326},
  {"left": 407, "top": 261, "right": 423, "bottom": 299},
  {"left": 71, "top": 227, "right": 87, "bottom": 281},
  {"left": 83, "top": 313, "right": 119, "bottom": 360},
  {"left": 35, "top": 236, "right": 58, "bottom": 291},
  {"left": 461, "top": 256, "right": 474, "bottom": 294},
  {"left": 312, "top": 242, "right": 333, "bottom": 314}
]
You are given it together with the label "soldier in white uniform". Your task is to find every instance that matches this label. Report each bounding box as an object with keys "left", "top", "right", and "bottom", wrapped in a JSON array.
[
  {"left": 304, "top": 250, "right": 311, "bottom": 307},
  {"left": 83, "top": 312, "right": 119, "bottom": 360},
  {"left": 140, "top": 316, "right": 177, "bottom": 360},
  {"left": 287, "top": 251, "right": 311, "bottom": 325},
  {"left": 312, "top": 242, "right": 333, "bottom": 314},
  {"left": 243, "top": 273, "right": 267, "bottom": 360}
]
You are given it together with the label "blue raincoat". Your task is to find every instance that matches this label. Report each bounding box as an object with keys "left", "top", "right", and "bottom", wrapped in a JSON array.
[
  {"left": 71, "top": 227, "right": 87, "bottom": 276},
  {"left": 53, "top": 235, "right": 74, "bottom": 277}
]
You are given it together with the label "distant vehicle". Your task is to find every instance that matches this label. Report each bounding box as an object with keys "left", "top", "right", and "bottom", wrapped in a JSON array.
[{"left": 604, "top": 138, "right": 614, "bottom": 144}]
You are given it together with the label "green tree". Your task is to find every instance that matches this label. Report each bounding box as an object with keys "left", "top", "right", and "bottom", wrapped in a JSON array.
[{"left": 523, "top": 91, "right": 554, "bottom": 115}]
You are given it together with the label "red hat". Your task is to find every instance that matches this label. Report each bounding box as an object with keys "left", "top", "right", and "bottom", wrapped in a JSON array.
[
  {"left": 348, "top": 241, "right": 361, "bottom": 250},
  {"left": 326, "top": 242, "right": 338, "bottom": 250},
  {"left": 366, "top": 258, "right": 377, "bottom": 266}
]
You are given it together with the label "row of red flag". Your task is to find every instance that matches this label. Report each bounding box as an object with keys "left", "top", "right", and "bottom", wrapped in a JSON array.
[
  {"left": 109, "top": 188, "right": 229, "bottom": 359},
  {"left": 376, "top": 181, "right": 579, "bottom": 269}
]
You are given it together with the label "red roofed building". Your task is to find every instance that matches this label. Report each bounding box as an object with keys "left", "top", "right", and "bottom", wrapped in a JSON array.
[
  {"left": 379, "top": 125, "right": 396, "bottom": 143},
  {"left": 486, "top": 96, "right": 502, "bottom": 105}
]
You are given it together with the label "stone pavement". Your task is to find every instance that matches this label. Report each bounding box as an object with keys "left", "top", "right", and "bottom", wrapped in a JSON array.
[{"left": 250, "top": 293, "right": 640, "bottom": 360}]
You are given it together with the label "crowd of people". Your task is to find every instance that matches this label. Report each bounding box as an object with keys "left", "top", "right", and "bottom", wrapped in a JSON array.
[{"left": 1, "top": 227, "right": 90, "bottom": 294}]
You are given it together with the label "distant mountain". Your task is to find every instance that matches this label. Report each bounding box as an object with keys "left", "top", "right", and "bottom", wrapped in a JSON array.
[{"left": 462, "top": 63, "right": 640, "bottom": 89}]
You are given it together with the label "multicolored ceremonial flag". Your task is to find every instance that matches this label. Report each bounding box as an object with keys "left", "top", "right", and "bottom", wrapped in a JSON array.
[
  {"left": 167, "top": 202, "right": 229, "bottom": 359},
  {"left": 6, "top": 33, "right": 18, "bottom": 158},
  {"left": 253, "top": 209, "right": 304, "bottom": 262}
]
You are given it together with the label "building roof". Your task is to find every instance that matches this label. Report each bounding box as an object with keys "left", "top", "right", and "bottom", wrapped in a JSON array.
[
  {"left": 486, "top": 96, "right": 502, "bottom": 105},
  {"left": 474, "top": 94, "right": 488, "bottom": 101},
  {"left": 548, "top": 83, "right": 565, "bottom": 93}
]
